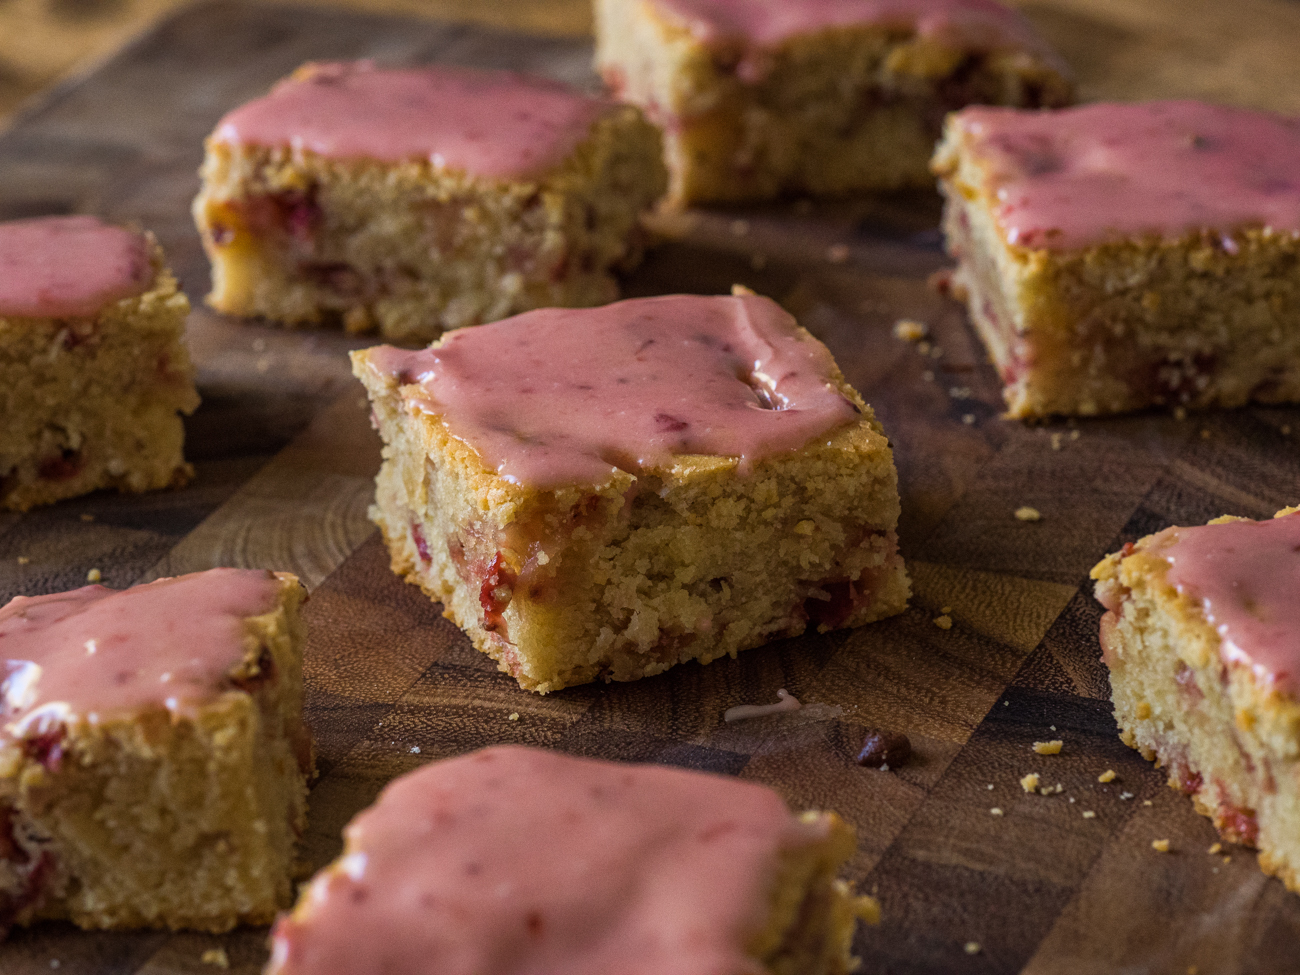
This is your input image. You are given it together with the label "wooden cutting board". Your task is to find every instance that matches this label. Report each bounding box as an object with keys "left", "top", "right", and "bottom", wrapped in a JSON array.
[{"left": 2, "top": 2, "right": 1299, "bottom": 972}]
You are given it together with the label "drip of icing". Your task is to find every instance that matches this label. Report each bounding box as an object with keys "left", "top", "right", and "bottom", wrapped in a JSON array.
[
  {"left": 954, "top": 100, "right": 1300, "bottom": 251},
  {"left": 362, "top": 293, "right": 860, "bottom": 489},
  {"left": 724, "top": 688, "right": 802, "bottom": 722},
  {"left": 213, "top": 61, "right": 612, "bottom": 179},
  {"left": 269, "top": 745, "right": 829, "bottom": 975},
  {"left": 651, "top": 0, "right": 1051, "bottom": 54},
  {"left": 0, "top": 568, "right": 282, "bottom": 737},
  {"left": 1155, "top": 511, "right": 1300, "bottom": 696},
  {"left": 0, "top": 216, "right": 151, "bottom": 318}
]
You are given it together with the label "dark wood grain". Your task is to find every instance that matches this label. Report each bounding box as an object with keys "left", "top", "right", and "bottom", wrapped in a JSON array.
[{"left": 1, "top": 3, "right": 1299, "bottom": 973}]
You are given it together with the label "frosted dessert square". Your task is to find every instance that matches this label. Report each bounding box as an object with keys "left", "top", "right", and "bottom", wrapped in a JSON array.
[
  {"left": 267, "top": 745, "right": 879, "bottom": 975},
  {"left": 0, "top": 215, "right": 198, "bottom": 511},
  {"left": 1093, "top": 507, "right": 1300, "bottom": 892},
  {"left": 596, "top": 0, "right": 1071, "bottom": 205},
  {"left": 352, "top": 290, "right": 909, "bottom": 693},
  {"left": 193, "top": 61, "right": 667, "bottom": 343},
  {"left": 0, "top": 568, "right": 312, "bottom": 934},
  {"left": 934, "top": 100, "right": 1300, "bottom": 418}
]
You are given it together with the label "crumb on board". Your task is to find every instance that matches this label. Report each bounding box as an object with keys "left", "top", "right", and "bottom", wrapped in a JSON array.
[
  {"left": 826, "top": 243, "right": 850, "bottom": 263},
  {"left": 1282, "top": 424, "right": 1292, "bottom": 435},
  {"left": 917, "top": 340, "right": 932, "bottom": 355},
  {"left": 1068, "top": 797, "right": 1075, "bottom": 804},
  {"left": 893, "top": 319, "right": 928, "bottom": 342},
  {"left": 990, "top": 807, "right": 1003, "bottom": 816},
  {"left": 1098, "top": 769, "right": 1117, "bottom": 783},
  {"left": 1120, "top": 791, "right": 1134, "bottom": 800},
  {"left": 1223, "top": 855, "right": 1232, "bottom": 864},
  {"left": 941, "top": 605, "right": 952, "bottom": 614},
  {"left": 986, "top": 783, "right": 995, "bottom": 790},
  {"left": 79, "top": 513, "right": 94, "bottom": 522},
  {"left": 1208, "top": 843, "right": 1222, "bottom": 855},
  {"left": 1200, "top": 429, "right": 1211, "bottom": 439},
  {"left": 1039, "top": 783, "right": 1064, "bottom": 796},
  {"left": 949, "top": 386, "right": 972, "bottom": 399},
  {"left": 1152, "top": 839, "right": 1171, "bottom": 853},
  {"left": 507, "top": 712, "right": 520, "bottom": 722},
  {"left": 933, "top": 614, "right": 953, "bottom": 630},
  {"left": 16, "top": 556, "right": 29, "bottom": 565},
  {"left": 201, "top": 948, "right": 230, "bottom": 969},
  {"left": 1020, "top": 772, "right": 1040, "bottom": 793},
  {"left": 1032, "top": 740, "right": 1063, "bottom": 755},
  {"left": 962, "top": 413, "right": 976, "bottom": 425},
  {"left": 964, "top": 942, "right": 982, "bottom": 955},
  {"left": 410, "top": 746, "right": 421, "bottom": 754},
  {"left": 86, "top": 568, "right": 102, "bottom": 583},
  {"left": 1014, "top": 506, "right": 1042, "bottom": 522},
  {"left": 1173, "top": 406, "right": 1187, "bottom": 421},
  {"left": 1082, "top": 810, "right": 1096, "bottom": 819},
  {"left": 1143, "top": 800, "right": 1153, "bottom": 806},
  {"left": 1050, "top": 432, "right": 1064, "bottom": 450},
  {"left": 1070, "top": 430, "right": 1079, "bottom": 441}
]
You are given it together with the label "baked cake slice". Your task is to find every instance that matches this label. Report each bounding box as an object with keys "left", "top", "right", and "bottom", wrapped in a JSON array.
[
  {"left": 0, "top": 568, "right": 313, "bottom": 934},
  {"left": 934, "top": 100, "right": 1300, "bottom": 418},
  {"left": 352, "top": 289, "right": 909, "bottom": 693},
  {"left": 1092, "top": 507, "right": 1300, "bottom": 891},
  {"left": 596, "top": 0, "right": 1072, "bottom": 205},
  {"left": 194, "top": 61, "right": 667, "bottom": 343},
  {"left": 0, "top": 215, "right": 199, "bottom": 511},
  {"left": 266, "top": 745, "right": 879, "bottom": 975}
]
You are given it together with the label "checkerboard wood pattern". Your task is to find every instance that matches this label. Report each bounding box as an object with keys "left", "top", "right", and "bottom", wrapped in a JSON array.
[{"left": 1, "top": 4, "right": 1297, "bottom": 972}]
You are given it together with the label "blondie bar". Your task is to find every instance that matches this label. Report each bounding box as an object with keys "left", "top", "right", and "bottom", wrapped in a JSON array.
[
  {"left": 934, "top": 100, "right": 1300, "bottom": 418},
  {"left": 596, "top": 0, "right": 1071, "bottom": 205},
  {"left": 0, "top": 568, "right": 312, "bottom": 934},
  {"left": 1093, "top": 507, "right": 1300, "bottom": 891},
  {"left": 0, "top": 215, "right": 198, "bottom": 511},
  {"left": 266, "top": 745, "right": 879, "bottom": 975},
  {"left": 352, "top": 290, "right": 909, "bottom": 693},
  {"left": 194, "top": 61, "right": 667, "bottom": 343}
]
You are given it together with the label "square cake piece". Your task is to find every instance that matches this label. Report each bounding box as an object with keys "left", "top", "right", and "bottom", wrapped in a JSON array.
[
  {"left": 267, "top": 745, "right": 879, "bottom": 975},
  {"left": 595, "top": 0, "right": 1071, "bottom": 206},
  {"left": 352, "top": 290, "right": 909, "bottom": 693},
  {"left": 193, "top": 61, "right": 667, "bottom": 344},
  {"left": 934, "top": 100, "right": 1300, "bottom": 418},
  {"left": 0, "top": 568, "right": 313, "bottom": 935},
  {"left": 0, "top": 216, "right": 199, "bottom": 512},
  {"left": 1092, "top": 507, "right": 1300, "bottom": 891}
]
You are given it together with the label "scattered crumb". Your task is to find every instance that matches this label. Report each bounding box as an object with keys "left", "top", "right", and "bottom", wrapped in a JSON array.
[
  {"left": 1020, "top": 772, "right": 1040, "bottom": 793},
  {"left": 50, "top": 963, "right": 60, "bottom": 971},
  {"left": 1050, "top": 432, "right": 1064, "bottom": 450},
  {"left": 948, "top": 386, "right": 972, "bottom": 399},
  {"left": 986, "top": 784, "right": 995, "bottom": 790},
  {"left": 990, "top": 807, "right": 1003, "bottom": 816},
  {"left": 507, "top": 712, "right": 520, "bottom": 721},
  {"left": 410, "top": 746, "right": 421, "bottom": 754},
  {"left": 724, "top": 688, "right": 802, "bottom": 723},
  {"left": 1282, "top": 425, "right": 1292, "bottom": 436},
  {"left": 1015, "top": 506, "right": 1042, "bottom": 522},
  {"left": 826, "top": 243, "right": 850, "bottom": 264},
  {"left": 962, "top": 413, "right": 976, "bottom": 425},
  {"left": 201, "top": 949, "right": 230, "bottom": 969},
  {"left": 1223, "top": 855, "right": 1232, "bottom": 864},
  {"left": 1082, "top": 810, "right": 1096, "bottom": 819},
  {"left": 1208, "top": 843, "right": 1222, "bottom": 855},
  {"left": 933, "top": 614, "right": 953, "bottom": 630},
  {"left": 1152, "top": 839, "right": 1171, "bottom": 853},
  {"left": 750, "top": 253, "right": 767, "bottom": 270},
  {"left": 1200, "top": 429, "right": 1211, "bottom": 439},
  {"left": 941, "top": 606, "right": 953, "bottom": 614},
  {"left": 1049, "top": 726, "right": 1056, "bottom": 731},
  {"left": 1173, "top": 406, "right": 1187, "bottom": 421},
  {"left": 893, "top": 319, "right": 928, "bottom": 342},
  {"left": 16, "top": 556, "right": 29, "bottom": 565},
  {"left": 256, "top": 356, "right": 272, "bottom": 373},
  {"left": 1003, "top": 701, "right": 1009, "bottom": 707},
  {"left": 86, "top": 568, "right": 102, "bottom": 583},
  {"left": 917, "top": 340, "right": 932, "bottom": 355},
  {"left": 930, "top": 345, "right": 944, "bottom": 359},
  {"left": 1068, "top": 797, "right": 1075, "bottom": 804},
  {"left": 1033, "top": 740, "right": 1063, "bottom": 755},
  {"left": 1120, "top": 792, "right": 1134, "bottom": 800},
  {"left": 923, "top": 370, "right": 936, "bottom": 382},
  {"left": 1039, "top": 783, "right": 1064, "bottom": 796},
  {"left": 964, "top": 942, "right": 981, "bottom": 955},
  {"left": 79, "top": 513, "right": 94, "bottom": 522},
  {"left": 1098, "top": 769, "right": 1117, "bottom": 783},
  {"left": 729, "top": 219, "right": 750, "bottom": 237},
  {"left": 1143, "top": 800, "right": 1153, "bottom": 806},
  {"left": 1069, "top": 430, "right": 1080, "bottom": 441}
]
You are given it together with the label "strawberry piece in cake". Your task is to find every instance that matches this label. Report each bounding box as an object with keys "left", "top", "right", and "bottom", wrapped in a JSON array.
[
  {"left": 267, "top": 745, "right": 879, "bottom": 975},
  {"left": 1092, "top": 507, "right": 1300, "bottom": 891},
  {"left": 0, "top": 215, "right": 198, "bottom": 511},
  {"left": 596, "top": 0, "right": 1071, "bottom": 205},
  {"left": 934, "top": 100, "right": 1300, "bottom": 417},
  {"left": 0, "top": 568, "right": 312, "bottom": 934},
  {"left": 193, "top": 61, "right": 667, "bottom": 343},
  {"left": 352, "top": 289, "right": 909, "bottom": 693}
]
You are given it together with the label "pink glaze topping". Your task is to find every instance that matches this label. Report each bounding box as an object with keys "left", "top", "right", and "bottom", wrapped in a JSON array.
[
  {"left": 0, "top": 216, "right": 151, "bottom": 318},
  {"left": 955, "top": 101, "right": 1300, "bottom": 250},
  {"left": 1155, "top": 512, "right": 1300, "bottom": 696},
  {"left": 362, "top": 293, "right": 860, "bottom": 488},
  {"left": 213, "top": 61, "right": 611, "bottom": 179},
  {"left": 0, "top": 568, "right": 282, "bottom": 738},
  {"left": 651, "top": 0, "right": 1049, "bottom": 54},
  {"left": 269, "top": 745, "right": 830, "bottom": 975}
]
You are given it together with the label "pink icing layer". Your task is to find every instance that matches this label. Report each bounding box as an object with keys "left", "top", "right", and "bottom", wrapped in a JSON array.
[
  {"left": 213, "top": 61, "right": 611, "bottom": 179},
  {"left": 269, "top": 745, "right": 829, "bottom": 975},
  {"left": 651, "top": 0, "right": 1049, "bottom": 53},
  {"left": 0, "top": 568, "right": 282, "bottom": 738},
  {"left": 0, "top": 216, "right": 151, "bottom": 318},
  {"left": 1155, "top": 511, "right": 1300, "bottom": 696},
  {"left": 955, "top": 100, "right": 1300, "bottom": 250},
  {"left": 363, "top": 293, "right": 860, "bottom": 488}
]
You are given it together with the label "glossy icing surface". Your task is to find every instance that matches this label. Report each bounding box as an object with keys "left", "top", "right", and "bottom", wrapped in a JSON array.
[
  {"left": 1156, "top": 512, "right": 1300, "bottom": 695},
  {"left": 0, "top": 216, "right": 152, "bottom": 318},
  {"left": 364, "top": 293, "right": 860, "bottom": 488},
  {"left": 651, "top": 0, "right": 1046, "bottom": 52},
  {"left": 0, "top": 568, "right": 281, "bottom": 737},
  {"left": 214, "top": 61, "right": 610, "bottom": 179},
  {"left": 956, "top": 100, "right": 1300, "bottom": 250},
  {"left": 270, "top": 745, "right": 827, "bottom": 975}
]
